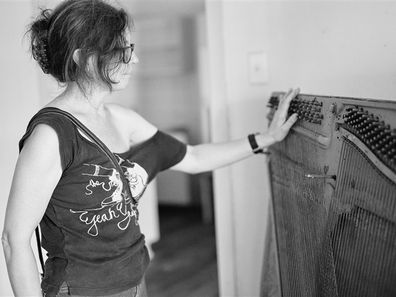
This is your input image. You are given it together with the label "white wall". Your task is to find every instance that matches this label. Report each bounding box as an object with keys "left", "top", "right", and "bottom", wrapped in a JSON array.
[
  {"left": 0, "top": 1, "right": 42, "bottom": 295},
  {"left": 205, "top": 1, "right": 396, "bottom": 296},
  {"left": 264, "top": 0, "right": 396, "bottom": 100}
]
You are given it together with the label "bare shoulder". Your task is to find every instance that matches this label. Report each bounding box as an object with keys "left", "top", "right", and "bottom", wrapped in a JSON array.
[
  {"left": 105, "top": 103, "right": 158, "bottom": 142},
  {"left": 17, "top": 123, "right": 62, "bottom": 187},
  {"left": 23, "top": 123, "right": 60, "bottom": 151},
  {"left": 21, "top": 123, "right": 61, "bottom": 164}
]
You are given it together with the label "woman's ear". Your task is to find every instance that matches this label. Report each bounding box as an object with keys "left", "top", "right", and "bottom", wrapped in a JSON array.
[{"left": 72, "top": 49, "right": 82, "bottom": 66}]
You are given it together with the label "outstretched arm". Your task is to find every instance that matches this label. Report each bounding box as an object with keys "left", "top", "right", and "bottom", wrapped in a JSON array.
[{"left": 172, "top": 88, "right": 299, "bottom": 174}]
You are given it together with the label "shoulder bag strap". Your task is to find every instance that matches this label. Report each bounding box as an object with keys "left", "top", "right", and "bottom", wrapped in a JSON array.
[
  {"left": 35, "top": 108, "right": 138, "bottom": 277},
  {"left": 35, "top": 227, "right": 45, "bottom": 278}
]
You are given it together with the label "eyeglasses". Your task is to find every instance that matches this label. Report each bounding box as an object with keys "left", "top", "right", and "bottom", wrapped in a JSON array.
[{"left": 117, "top": 43, "right": 135, "bottom": 64}]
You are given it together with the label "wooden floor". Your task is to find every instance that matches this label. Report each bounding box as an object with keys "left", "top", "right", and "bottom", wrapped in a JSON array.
[{"left": 145, "top": 206, "right": 218, "bottom": 297}]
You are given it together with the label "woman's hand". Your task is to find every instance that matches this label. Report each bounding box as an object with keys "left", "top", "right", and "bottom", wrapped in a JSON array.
[{"left": 265, "top": 88, "right": 299, "bottom": 145}]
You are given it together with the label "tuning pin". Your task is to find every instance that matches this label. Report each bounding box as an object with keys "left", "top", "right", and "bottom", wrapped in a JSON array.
[
  {"left": 387, "top": 148, "right": 396, "bottom": 158},
  {"left": 381, "top": 147, "right": 388, "bottom": 154},
  {"left": 379, "top": 138, "right": 389, "bottom": 146},
  {"left": 361, "top": 115, "right": 369, "bottom": 122}
]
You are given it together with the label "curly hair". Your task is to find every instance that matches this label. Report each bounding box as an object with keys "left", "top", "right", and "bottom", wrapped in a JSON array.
[{"left": 28, "top": 0, "right": 132, "bottom": 93}]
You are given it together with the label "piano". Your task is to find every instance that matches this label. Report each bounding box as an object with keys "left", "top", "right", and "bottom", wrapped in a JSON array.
[{"left": 262, "top": 93, "right": 396, "bottom": 297}]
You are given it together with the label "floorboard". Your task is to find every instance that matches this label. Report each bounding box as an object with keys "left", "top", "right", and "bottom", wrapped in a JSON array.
[{"left": 145, "top": 206, "right": 218, "bottom": 297}]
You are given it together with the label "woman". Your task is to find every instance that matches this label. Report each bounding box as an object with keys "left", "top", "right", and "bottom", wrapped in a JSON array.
[{"left": 2, "top": 0, "right": 298, "bottom": 296}]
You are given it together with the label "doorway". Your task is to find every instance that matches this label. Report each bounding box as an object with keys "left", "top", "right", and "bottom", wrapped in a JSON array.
[{"left": 126, "top": 2, "right": 217, "bottom": 296}]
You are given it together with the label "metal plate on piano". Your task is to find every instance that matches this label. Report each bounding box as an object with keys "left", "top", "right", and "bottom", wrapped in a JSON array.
[{"left": 263, "top": 93, "right": 396, "bottom": 297}]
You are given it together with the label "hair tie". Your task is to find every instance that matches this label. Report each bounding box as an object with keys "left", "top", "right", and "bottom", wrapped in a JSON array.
[{"left": 32, "top": 34, "right": 50, "bottom": 74}]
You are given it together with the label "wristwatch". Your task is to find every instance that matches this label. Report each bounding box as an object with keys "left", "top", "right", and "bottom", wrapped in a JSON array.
[{"left": 248, "top": 133, "right": 269, "bottom": 154}]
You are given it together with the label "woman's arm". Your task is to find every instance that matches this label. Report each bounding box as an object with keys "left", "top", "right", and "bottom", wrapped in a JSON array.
[
  {"left": 172, "top": 88, "right": 299, "bottom": 174},
  {"left": 2, "top": 124, "right": 63, "bottom": 297}
]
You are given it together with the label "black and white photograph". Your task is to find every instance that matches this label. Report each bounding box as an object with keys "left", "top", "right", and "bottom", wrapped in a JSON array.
[{"left": 0, "top": 0, "right": 395, "bottom": 296}]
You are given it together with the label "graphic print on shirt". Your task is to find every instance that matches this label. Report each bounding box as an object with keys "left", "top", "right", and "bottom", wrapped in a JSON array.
[{"left": 70, "top": 156, "right": 148, "bottom": 237}]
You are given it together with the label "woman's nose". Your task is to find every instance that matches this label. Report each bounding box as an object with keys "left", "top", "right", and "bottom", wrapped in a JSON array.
[{"left": 131, "top": 52, "right": 139, "bottom": 64}]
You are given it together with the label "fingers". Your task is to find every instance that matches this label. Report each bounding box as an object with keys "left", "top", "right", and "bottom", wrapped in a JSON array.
[
  {"left": 269, "top": 113, "right": 298, "bottom": 142},
  {"left": 277, "top": 88, "right": 300, "bottom": 123},
  {"left": 281, "top": 88, "right": 299, "bottom": 111},
  {"left": 287, "top": 88, "right": 299, "bottom": 104},
  {"left": 282, "top": 113, "right": 298, "bottom": 131},
  {"left": 280, "top": 88, "right": 293, "bottom": 104}
]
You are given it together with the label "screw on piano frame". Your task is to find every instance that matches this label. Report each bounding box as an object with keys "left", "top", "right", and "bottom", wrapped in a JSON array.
[{"left": 304, "top": 174, "right": 336, "bottom": 180}]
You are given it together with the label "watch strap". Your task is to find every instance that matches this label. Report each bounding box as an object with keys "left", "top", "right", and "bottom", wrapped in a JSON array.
[{"left": 248, "top": 133, "right": 265, "bottom": 154}]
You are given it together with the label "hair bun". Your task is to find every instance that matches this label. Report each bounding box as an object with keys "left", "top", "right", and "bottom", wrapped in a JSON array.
[
  {"left": 30, "top": 9, "right": 52, "bottom": 74},
  {"left": 32, "top": 35, "right": 50, "bottom": 74}
]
